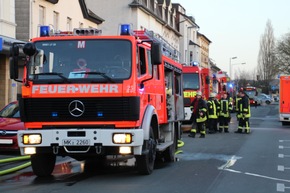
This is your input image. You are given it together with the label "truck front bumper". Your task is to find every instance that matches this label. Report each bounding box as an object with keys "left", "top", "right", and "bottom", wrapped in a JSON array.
[{"left": 17, "top": 128, "right": 144, "bottom": 155}]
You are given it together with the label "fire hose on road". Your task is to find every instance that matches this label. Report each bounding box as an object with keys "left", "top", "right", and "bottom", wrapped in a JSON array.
[
  {"left": 0, "top": 139, "right": 185, "bottom": 176},
  {"left": 0, "top": 155, "right": 31, "bottom": 176},
  {"left": 175, "top": 139, "right": 184, "bottom": 155}
]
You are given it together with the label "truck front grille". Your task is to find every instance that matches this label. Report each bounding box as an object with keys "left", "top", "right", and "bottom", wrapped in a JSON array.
[{"left": 20, "top": 97, "right": 140, "bottom": 122}]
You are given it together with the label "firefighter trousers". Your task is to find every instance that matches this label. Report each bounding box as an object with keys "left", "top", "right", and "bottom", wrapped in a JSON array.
[
  {"left": 189, "top": 121, "right": 206, "bottom": 138},
  {"left": 219, "top": 116, "right": 229, "bottom": 133},
  {"left": 237, "top": 117, "right": 250, "bottom": 133},
  {"left": 208, "top": 118, "right": 218, "bottom": 133}
]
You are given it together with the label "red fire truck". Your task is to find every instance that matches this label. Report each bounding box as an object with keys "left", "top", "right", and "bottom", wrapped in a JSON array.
[
  {"left": 10, "top": 25, "right": 184, "bottom": 176},
  {"left": 212, "top": 71, "right": 228, "bottom": 99},
  {"left": 279, "top": 75, "right": 290, "bottom": 125},
  {"left": 241, "top": 85, "right": 258, "bottom": 105},
  {"left": 182, "top": 64, "right": 210, "bottom": 122}
]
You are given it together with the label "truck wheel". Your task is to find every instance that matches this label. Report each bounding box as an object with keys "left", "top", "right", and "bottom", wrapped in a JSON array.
[
  {"left": 136, "top": 126, "right": 156, "bottom": 175},
  {"left": 282, "top": 121, "right": 290, "bottom": 126},
  {"left": 31, "top": 153, "right": 56, "bottom": 177}
]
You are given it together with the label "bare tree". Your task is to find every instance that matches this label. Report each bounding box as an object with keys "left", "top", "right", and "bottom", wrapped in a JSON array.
[
  {"left": 257, "top": 19, "right": 279, "bottom": 80},
  {"left": 235, "top": 68, "right": 255, "bottom": 88},
  {"left": 276, "top": 32, "right": 290, "bottom": 74}
]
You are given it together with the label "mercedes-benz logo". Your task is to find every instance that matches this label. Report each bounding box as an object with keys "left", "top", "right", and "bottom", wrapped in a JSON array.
[
  {"left": 1, "top": 130, "right": 6, "bottom": 136},
  {"left": 68, "top": 100, "right": 85, "bottom": 117}
]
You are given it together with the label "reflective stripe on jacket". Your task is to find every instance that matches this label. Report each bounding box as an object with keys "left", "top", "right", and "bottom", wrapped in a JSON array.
[
  {"left": 207, "top": 99, "right": 218, "bottom": 119},
  {"left": 219, "top": 99, "right": 231, "bottom": 117},
  {"left": 238, "top": 96, "right": 251, "bottom": 118}
]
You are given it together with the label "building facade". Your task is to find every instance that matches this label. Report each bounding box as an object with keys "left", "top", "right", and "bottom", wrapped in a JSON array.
[
  {"left": 0, "top": 0, "right": 18, "bottom": 107},
  {"left": 85, "top": 0, "right": 182, "bottom": 62},
  {"left": 15, "top": 0, "right": 103, "bottom": 41},
  {"left": 197, "top": 32, "right": 211, "bottom": 69},
  {"left": 1, "top": 0, "right": 216, "bottom": 107}
]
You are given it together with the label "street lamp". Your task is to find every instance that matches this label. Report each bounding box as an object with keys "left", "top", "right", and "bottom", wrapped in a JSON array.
[{"left": 229, "top": 56, "right": 237, "bottom": 80}]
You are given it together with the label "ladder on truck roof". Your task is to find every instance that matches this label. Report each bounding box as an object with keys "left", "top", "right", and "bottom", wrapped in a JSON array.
[{"left": 134, "top": 29, "right": 180, "bottom": 62}]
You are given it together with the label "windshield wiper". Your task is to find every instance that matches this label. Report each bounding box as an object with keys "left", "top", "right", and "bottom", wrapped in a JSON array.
[
  {"left": 73, "top": 71, "right": 115, "bottom": 83},
  {"left": 35, "top": 72, "right": 71, "bottom": 83}
]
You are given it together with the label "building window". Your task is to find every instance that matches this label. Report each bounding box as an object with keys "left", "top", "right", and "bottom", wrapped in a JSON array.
[
  {"left": 39, "top": 6, "right": 45, "bottom": 25},
  {"left": 53, "top": 11, "right": 59, "bottom": 31},
  {"left": 67, "top": 17, "right": 72, "bottom": 31}
]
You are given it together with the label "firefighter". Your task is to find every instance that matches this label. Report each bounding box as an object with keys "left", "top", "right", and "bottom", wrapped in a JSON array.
[
  {"left": 227, "top": 91, "right": 234, "bottom": 122},
  {"left": 235, "top": 91, "right": 242, "bottom": 122},
  {"left": 235, "top": 90, "right": 251, "bottom": 134},
  {"left": 218, "top": 92, "right": 232, "bottom": 133},
  {"left": 188, "top": 91, "right": 208, "bottom": 138},
  {"left": 207, "top": 92, "right": 219, "bottom": 134}
]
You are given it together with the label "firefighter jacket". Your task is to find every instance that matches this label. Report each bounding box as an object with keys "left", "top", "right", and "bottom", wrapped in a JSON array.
[
  {"left": 238, "top": 95, "right": 251, "bottom": 118},
  {"left": 190, "top": 98, "right": 208, "bottom": 123},
  {"left": 235, "top": 96, "right": 241, "bottom": 113},
  {"left": 219, "top": 98, "right": 232, "bottom": 118},
  {"left": 207, "top": 98, "right": 218, "bottom": 119}
]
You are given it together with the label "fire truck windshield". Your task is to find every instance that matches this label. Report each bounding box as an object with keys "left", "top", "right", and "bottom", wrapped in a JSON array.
[
  {"left": 244, "top": 90, "right": 256, "bottom": 98},
  {"left": 27, "top": 39, "right": 132, "bottom": 83},
  {"left": 183, "top": 73, "right": 200, "bottom": 90}
]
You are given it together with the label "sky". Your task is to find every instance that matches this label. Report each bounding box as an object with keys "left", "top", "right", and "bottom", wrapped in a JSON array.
[{"left": 173, "top": 0, "right": 290, "bottom": 77}]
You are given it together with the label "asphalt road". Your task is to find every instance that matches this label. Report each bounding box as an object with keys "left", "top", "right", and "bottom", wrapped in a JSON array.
[{"left": 1, "top": 102, "right": 290, "bottom": 193}]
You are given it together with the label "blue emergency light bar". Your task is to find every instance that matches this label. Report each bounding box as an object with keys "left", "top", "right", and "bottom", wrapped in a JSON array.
[
  {"left": 120, "top": 24, "right": 131, "bottom": 35},
  {"left": 191, "top": 61, "right": 198, "bottom": 66},
  {"left": 40, "top": 26, "right": 50, "bottom": 37}
]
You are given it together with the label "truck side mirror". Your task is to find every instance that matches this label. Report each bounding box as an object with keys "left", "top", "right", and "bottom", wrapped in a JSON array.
[
  {"left": 23, "top": 42, "right": 37, "bottom": 56},
  {"left": 10, "top": 56, "right": 19, "bottom": 79},
  {"left": 9, "top": 45, "right": 20, "bottom": 79},
  {"left": 151, "top": 42, "right": 162, "bottom": 65}
]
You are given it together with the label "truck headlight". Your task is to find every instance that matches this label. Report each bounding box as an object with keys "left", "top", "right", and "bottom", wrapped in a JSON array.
[
  {"left": 23, "top": 134, "right": 42, "bottom": 145},
  {"left": 113, "top": 133, "right": 132, "bottom": 144},
  {"left": 119, "top": 147, "right": 131, "bottom": 154}
]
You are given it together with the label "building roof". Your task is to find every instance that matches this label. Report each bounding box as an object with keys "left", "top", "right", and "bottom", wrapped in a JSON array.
[
  {"left": 79, "top": 0, "right": 104, "bottom": 24},
  {"left": 197, "top": 32, "right": 212, "bottom": 43}
]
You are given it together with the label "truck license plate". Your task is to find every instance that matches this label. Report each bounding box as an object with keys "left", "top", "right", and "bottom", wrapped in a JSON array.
[{"left": 62, "top": 139, "right": 90, "bottom": 146}]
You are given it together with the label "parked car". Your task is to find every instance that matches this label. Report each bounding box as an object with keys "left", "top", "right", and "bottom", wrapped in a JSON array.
[
  {"left": 256, "top": 94, "right": 273, "bottom": 105},
  {"left": 0, "top": 101, "right": 25, "bottom": 151},
  {"left": 253, "top": 96, "right": 262, "bottom": 106}
]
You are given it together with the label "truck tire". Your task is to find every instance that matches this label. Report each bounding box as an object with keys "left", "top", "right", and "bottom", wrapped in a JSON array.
[
  {"left": 136, "top": 126, "right": 156, "bottom": 175},
  {"left": 31, "top": 153, "right": 56, "bottom": 177},
  {"left": 282, "top": 121, "right": 290, "bottom": 126}
]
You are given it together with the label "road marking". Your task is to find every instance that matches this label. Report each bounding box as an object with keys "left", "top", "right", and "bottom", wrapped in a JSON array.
[
  {"left": 221, "top": 168, "right": 290, "bottom": 183},
  {"left": 278, "top": 165, "right": 290, "bottom": 172},
  {"left": 218, "top": 155, "right": 239, "bottom": 170},
  {"left": 279, "top": 154, "right": 290, "bottom": 158},
  {"left": 277, "top": 183, "right": 285, "bottom": 192},
  {"left": 279, "top": 146, "right": 290, "bottom": 149},
  {"left": 279, "top": 140, "right": 290, "bottom": 143},
  {"left": 219, "top": 157, "right": 290, "bottom": 192},
  {"left": 277, "top": 183, "right": 290, "bottom": 192}
]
